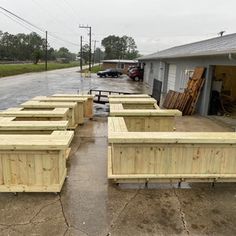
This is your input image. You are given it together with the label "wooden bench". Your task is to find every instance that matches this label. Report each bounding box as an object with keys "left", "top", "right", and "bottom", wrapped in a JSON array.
[
  {"left": 0, "top": 117, "right": 68, "bottom": 134},
  {"left": 108, "top": 117, "right": 236, "bottom": 183},
  {"left": 21, "top": 101, "right": 78, "bottom": 129},
  {"left": 0, "top": 107, "right": 69, "bottom": 121},
  {"left": 109, "top": 97, "right": 159, "bottom": 109},
  {"left": 0, "top": 131, "right": 74, "bottom": 192},
  {"left": 32, "top": 96, "right": 86, "bottom": 124},
  {"left": 109, "top": 103, "right": 181, "bottom": 131},
  {"left": 52, "top": 94, "right": 94, "bottom": 118}
]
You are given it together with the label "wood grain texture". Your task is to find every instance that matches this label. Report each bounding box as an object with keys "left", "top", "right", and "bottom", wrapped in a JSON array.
[
  {"left": 108, "top": 117, "right": 236, "bottom": 183},
  {"left": 21, "top": 101, "right": 78, "bottom": 128},
  {"left": 0, "top": 130, "right": 73, "bottom": 192}
]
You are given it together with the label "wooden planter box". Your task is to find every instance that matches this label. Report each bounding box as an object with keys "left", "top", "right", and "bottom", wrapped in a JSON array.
[
  {"left": 32, "top": 96, "right": 85, "bottom": 124},
  {"left": 0, "top": 117, "right": 68, "bottom": 134},
  {"left": 108, "top": 117, "right": 236, "bottom": 183},
  {"left": 0, "top": 107, "right": 70, "bottom": 122},
  {"left": 52, "top": 94, "right": 94, "bottom": 118},
  {"left": 21, "top": 101, "right": 78, "bottom": 129},
  {"left": 0, "top": 131, "right": 74, "bottom": 192},
  {"left": 110, "top": 103, "right": 181, "bottom": 131},
  {"left": 109, "top": 97, "right": 159, "bottom": 109},
  {"left": 108, "top": 94, "right": 150, "bottom": 98}
]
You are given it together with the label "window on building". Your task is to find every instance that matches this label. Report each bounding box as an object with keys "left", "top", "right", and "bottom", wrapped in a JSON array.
[{"left": 117, "top": 63, "right": 125, "bottom": 69}]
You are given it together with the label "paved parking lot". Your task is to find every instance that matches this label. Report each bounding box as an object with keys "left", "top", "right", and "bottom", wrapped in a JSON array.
[{"left": 0, "top": 68, "right": 236, "bottom": 236}]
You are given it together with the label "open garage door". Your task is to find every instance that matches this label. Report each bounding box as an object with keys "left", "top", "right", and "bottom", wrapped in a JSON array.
[
  {"left": 167, "top": 64, "right": 177, "bottom": 91},
  {"left": 209, "top": 65, "right": 236, "bottom": 117}
]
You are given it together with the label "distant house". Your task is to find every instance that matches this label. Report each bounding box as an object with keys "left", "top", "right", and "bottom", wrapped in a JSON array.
[
  {"left": 102, "top": 59, "right": 138, "bottom": 74},
  {"left": 138, "top": 33, "right": 236, "bottom": 116}
]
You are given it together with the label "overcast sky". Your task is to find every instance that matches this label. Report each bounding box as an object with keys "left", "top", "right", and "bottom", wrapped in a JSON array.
[{"left": 1, "top": 0, "right": 236, "bottom": 55}]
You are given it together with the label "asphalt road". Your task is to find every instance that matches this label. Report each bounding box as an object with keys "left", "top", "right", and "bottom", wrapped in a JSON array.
[{"left": 0, "top": 67, "right": 148, "bottom": 110}]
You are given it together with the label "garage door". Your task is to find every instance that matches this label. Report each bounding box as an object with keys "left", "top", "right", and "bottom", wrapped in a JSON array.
[{"left": 167, "top": 64, "right": 177, "bottom": 91}]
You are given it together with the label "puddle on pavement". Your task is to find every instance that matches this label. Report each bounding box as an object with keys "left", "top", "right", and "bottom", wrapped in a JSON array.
[
  {"left": 118, "top": 182, "right": 191, "bottom": 189},
  {"left": 94, "top": 103, "right": 109, "bottom": 116}
]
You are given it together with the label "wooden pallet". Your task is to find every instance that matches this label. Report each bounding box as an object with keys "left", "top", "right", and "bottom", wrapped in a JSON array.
[{"left": 162, "top": 67, "right": 205, "bottom": 115}]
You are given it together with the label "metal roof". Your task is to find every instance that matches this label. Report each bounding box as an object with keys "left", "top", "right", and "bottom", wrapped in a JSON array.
[
  {"left": 102, "top": 59, "right": 138, "bottom": 64},
  {"left": 139, "top": 33, "right": 236, "bottom": 60}
]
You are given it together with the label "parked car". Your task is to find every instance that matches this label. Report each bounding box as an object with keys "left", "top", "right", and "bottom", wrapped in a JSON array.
[
  {"left": 127, "top": 65, "right": 138, "bottom": 73},
  {"left": 128, "top": 67, "right": 144, "bottom": 81},
  {"left": 97, "top": 69, "right": 122, "bottom": 78}
]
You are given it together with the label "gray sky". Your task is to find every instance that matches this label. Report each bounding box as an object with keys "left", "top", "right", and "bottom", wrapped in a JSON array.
[{"left": 1, "top": 0, "right": 236, "bottom": 55}]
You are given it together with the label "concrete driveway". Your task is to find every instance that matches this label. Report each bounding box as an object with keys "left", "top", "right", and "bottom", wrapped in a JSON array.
[{"left": 0, "top": 68, "right": 236, "bottom": 236}]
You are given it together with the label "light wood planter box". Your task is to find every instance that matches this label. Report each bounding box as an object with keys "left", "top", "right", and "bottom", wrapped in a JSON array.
[
  {"left": 110, "top": 103, "right": 181, "bottom": 131},
  {"left": 109, "top": 97, "right": 159, "bottom": 109},
  {"left": 0, "top": 117, "right": 68, "bottom": 134},
  {"left": 0, "top": 131, "right": 74, "bottom": 192},
  {"left": 0, "top": 107, "right": 70, "bottom": 121},
  {"left": 52, "top": 94, "right": 94, "bottom": 119},
  {"left": 32, "top": 96, "right": 86, "bottom": 124},
  {"left": 108, "top": 94, "right": 151, "bottom": 98},
  {"left": 108, "top": 117, "right": 236, "bottom": 183},
  {"left": 21, "top": 101, "right": 78, "bottom": 129}
]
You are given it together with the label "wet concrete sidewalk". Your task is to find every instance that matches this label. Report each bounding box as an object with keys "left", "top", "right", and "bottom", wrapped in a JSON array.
[
  {"left": 0, "top": 115, "right": 236, "bottom": 235},
  {"left": 0, "top": 69, "right": 236, "bottom": 235}
]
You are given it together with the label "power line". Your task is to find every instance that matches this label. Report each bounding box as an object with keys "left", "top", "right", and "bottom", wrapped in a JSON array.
[
  {"left": 0, "top": 5, "right": 80, "bottom": 47},
  {"left": 0, "top": 11, "right": 44, "bottom": 36},
  {"left": 0, "top": 6, "right": 45, "bottom": 33},
  {"left": 48, "top": 32, "right": 79, "bottom": 46},
  {"left": 31, "top": 0, "right": 80, "bottom": 37},
  {"left": 62, "top": 0, "right": 80, "bottom": 22}
]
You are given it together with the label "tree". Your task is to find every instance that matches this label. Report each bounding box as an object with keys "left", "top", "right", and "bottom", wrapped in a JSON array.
[
  {"left": 101, "top": 35, "right": 139, "bottom": 60},
  {"left": 78, "top": 44, "right": 90, "bottom": 64},
  {"left": 0, "top": 30, "right": 76, "bottom": 63},
  {"left": 93, "top": 47, "right": 104, "bottom": 64}
]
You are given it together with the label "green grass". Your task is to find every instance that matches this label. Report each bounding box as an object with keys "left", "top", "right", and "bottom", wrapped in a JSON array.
[
  {"left": 91, "top": 65, "right": 102, "bottom": 73},
  {"left": 0, "top": 62, "right": 80, "bottom": 78},
  {"left": 81, "top": 65, "right": 102, "bottom": 73}
]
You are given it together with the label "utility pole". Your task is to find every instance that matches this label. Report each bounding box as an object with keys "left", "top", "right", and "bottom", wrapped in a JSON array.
[
  {"left": 92, "top": 40, "right": 99, "bottom": 67},
  {"left": 79, "top": 25, "right": 92, "bottom": 71},
  {"left": 45, "top": 30, "right": 48, "bottom": 71},
  {"left": 80, "top": 36, "right": 83, "bottom": 71}
]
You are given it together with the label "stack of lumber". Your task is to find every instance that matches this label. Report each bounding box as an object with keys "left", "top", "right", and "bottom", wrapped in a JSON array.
[{"left": 162, "top": 67, "right": 205, "bottom": 115}]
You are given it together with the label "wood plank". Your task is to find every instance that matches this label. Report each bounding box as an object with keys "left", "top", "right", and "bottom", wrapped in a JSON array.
[
  {"left": 109, "top": 132, "right": 236, "bottom": 144},
  {"left": 108, "top": 94, "right": 150, "bottom": 98},
  {"left": 1, "top": 107, "right": 69, "bottom": 117},
  {"left": 0, "top": 131, "right": 74, "bottom": 150},
  {"left": 110, "top": 109, "right": 182, "bottom": 117},
  {"left": 109, "top": 98, "right": 157, "bottom": 104},
  {"left": 0, "top": 120, "right": 68, "bottom": 130}
]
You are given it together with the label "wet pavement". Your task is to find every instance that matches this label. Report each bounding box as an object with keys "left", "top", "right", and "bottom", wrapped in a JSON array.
[{"left": 0, "top": 68, "right": 236, "bottom": 236}]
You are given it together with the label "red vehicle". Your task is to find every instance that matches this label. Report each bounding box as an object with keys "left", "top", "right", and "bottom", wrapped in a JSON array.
[{"left": 128, "top": 67, "right": 144, "bottom": 81}]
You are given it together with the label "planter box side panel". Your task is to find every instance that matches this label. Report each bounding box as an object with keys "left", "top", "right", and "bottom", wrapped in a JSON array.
[
  {"left": 111, "top": 144, "right": 236, "bottom": 177},
  {"left": 123, "top": 104, "right": 156, "bottom": 109},
  {"left": 124, "top": 117, "right": 175, "bottom": 132},
  {"left": 0, "top": 150, "right": 66, "bottom": 192},
  {"left": 76, "top": 103, "right": 84, "bottom": 124},
  {"left": 84, "top": 98, "right": 93, "bottom": 118}
]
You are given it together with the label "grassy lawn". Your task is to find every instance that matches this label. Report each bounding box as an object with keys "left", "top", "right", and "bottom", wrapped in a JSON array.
[
  {"left": 81, "top": 65, "right": 102, "bottom": 73},
  {"left": 0, "top": 62, "right": 80, "bottom": 78}
]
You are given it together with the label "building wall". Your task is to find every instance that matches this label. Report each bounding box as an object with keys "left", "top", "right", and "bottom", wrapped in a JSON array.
[
  {"left": 102, "top": 62, "right": 138, "bottom": 74},
  {"left": 141, "top": 55, "right": 236, "bottom": 115}
]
